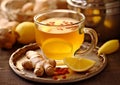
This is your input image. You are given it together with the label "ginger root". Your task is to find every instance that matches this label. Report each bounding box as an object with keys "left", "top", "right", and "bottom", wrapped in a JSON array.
[
  {"left": 22, "top": 50, "right": 56, "bottom": 76},
  {"left": 0, "top": 19, "right": 19, "bottom": 49}
]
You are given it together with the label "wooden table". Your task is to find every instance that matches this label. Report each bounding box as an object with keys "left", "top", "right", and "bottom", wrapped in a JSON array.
[{"left": 0, "top": 43, "right": 120, "bottom": 85}]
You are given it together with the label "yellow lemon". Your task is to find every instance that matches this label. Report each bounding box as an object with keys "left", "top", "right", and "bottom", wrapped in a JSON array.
[
  {"left": 98, "top": 39, "right": 119, "bottom": 55},
  {"left": 15, "top": 22, "right": 36, "bottom": 44},
  {"left": 64, "top": 57, "right": 96, "bottom": 72},
  {"left": 42, "top": 38, "right": 73, "bottom": 60}
]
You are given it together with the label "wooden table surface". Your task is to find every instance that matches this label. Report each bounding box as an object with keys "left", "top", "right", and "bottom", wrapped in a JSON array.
[{"left": 0, "top": 43, "right": 120, "bottom": 85}]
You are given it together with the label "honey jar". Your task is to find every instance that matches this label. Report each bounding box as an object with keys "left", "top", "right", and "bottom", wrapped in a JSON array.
[{"left": 67, "top": 0, "right": 120, "bottom": 41}]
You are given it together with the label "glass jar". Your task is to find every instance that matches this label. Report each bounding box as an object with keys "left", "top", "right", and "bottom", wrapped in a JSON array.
[{"left": 67, "top": 0, "right": 120, "bottom": 41}]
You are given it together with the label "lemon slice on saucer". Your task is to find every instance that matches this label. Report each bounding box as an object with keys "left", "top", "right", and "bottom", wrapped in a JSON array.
[
  {"left": 64, "top": 57, "right": 96, "bottom": 72},
  {"left": 42, "top": 38, "right": 73, "bottom": 60}
]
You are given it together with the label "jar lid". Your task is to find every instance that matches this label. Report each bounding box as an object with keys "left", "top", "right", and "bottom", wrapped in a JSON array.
[
  {"left": 67, "top": 0, "right": 106, "bottom": 9},
  {"left": 105, "top": 0, "right": 120, "bottom": 9},
  {"left": 105, "top": 1, "right": 120, "bottom": 15},
  {"left": 70, "top": 0, "right": 118, "bottom": 10}
]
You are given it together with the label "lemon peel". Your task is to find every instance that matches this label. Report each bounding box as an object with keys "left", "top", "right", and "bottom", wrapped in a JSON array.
[
  {"left": 98, "top": 39, "right": 119, "bottom": 55},
  {"left": 15, "top": 22, "right": 36, "bottom": 44},
  {"left": 64, "top": 57, "right": 96, "bottom": 72}
]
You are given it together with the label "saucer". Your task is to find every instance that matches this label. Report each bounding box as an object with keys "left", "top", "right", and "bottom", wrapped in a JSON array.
[{"left": 9, "top": 43, "right": 107, "bottom": 83}]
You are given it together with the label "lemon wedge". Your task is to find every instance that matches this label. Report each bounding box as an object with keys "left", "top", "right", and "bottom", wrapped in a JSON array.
[
  {"left": 98, "top": 39, "right": 119, "bottom": 55},
  {"left": 42, "top": 38, "right": 73, "bottom": 60},
  {"left": 64, "top": 57, "right": 96, "bottom": 72}
]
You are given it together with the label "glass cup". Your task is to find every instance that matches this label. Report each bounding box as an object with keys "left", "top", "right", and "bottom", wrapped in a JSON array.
[{"left": 34, "top": 9, "right": 98, "bottom": 60}]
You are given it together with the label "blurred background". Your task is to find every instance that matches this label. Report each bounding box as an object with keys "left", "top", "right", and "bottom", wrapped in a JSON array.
[{"left": 0, "top": 0, "right": 120, "bottom": 43}]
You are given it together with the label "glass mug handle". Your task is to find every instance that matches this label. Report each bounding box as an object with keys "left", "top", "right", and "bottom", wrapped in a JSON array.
[{"left": 76, "top": 27, "right": 98, "bottom": 55}]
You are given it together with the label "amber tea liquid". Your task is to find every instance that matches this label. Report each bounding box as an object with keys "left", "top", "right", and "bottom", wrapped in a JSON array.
[{"left": 35, "top": 17, "right": 84, "bottom": 60}]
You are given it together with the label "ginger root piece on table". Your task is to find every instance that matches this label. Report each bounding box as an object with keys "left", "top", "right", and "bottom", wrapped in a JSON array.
[
  {"left": 0, "top": 19, "right": 19, "bottom": 49},
  {"left": 22, "top": 50, "right": 56, "bottom": 76}
]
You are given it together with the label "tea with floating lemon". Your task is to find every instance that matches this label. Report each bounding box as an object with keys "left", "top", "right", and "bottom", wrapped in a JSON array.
[{"left": 35, "top": 17, "right": 84, "bottom": 60}]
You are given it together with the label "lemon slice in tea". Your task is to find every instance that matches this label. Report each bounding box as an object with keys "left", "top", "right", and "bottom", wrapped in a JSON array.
[
  {"left": 64, "top": 57, "right": 96, "bottom": 72},
  {"left": 42, "top": 38, "right": 73, "bottom": 60}
]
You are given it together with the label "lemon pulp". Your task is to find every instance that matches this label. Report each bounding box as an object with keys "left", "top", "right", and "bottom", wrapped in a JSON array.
[{"left": 64, "top": 57, "right": 96, "bottom": 72}]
